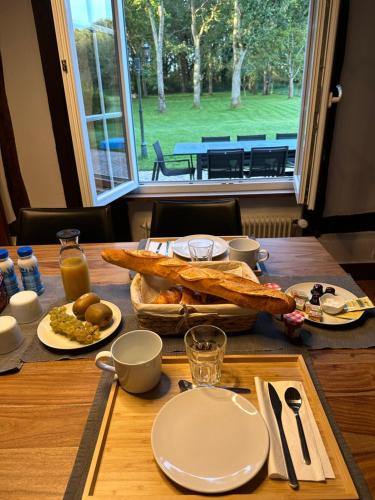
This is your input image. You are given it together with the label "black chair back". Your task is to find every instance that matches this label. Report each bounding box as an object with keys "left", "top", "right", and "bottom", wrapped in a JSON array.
[
  {"left": 150, "top": 199, "right": 242, "bottom": 237},
  {"left": 17, "top": 207, "right": 114, "bottom": 245},
  {"left": 207, "top": 149, "right": 244, "bottom": 179},
  {"left": 249, "top": 147, "right": 288, "bottom": 177},
  {"left": 276, "top": 133, "right": 297, "bottom": 139},
  {"left": 237, "top": 134, "right": 266, "bottom": 141},
  {"left": 202, "top": 136, "right": 231, "bottom": 142}
]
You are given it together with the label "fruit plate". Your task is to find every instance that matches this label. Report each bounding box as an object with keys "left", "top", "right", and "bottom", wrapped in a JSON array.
[{"left": 37, "top": 300, "right": 122, "bottom": 350}]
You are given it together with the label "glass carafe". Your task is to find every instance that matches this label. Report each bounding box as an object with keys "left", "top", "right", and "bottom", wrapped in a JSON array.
[{"left": 57, "top": 229, "right": 91, "bottom": 302}]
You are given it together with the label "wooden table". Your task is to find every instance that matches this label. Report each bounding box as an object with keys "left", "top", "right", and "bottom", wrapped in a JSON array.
[{"left": 0, "top": 238, "right": 373, "bottom": 499}]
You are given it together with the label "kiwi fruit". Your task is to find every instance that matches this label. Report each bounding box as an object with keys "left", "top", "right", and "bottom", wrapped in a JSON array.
[
  {"left": 85, "top": 303, "right": 113, "bottom": 328},
  {"left": 72, "top": 292, "right": 100, "bottom": 319}
]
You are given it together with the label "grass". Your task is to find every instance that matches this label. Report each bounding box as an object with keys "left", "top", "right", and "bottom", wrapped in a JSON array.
[{"left": 92, "top": 91, "right": 301, "bottom": 171}]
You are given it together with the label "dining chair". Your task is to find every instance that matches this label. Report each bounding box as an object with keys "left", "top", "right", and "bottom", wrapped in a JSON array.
[
  {"left": 207, "top": 149, "right": 244, "bottom": 180},
  {"left": 149, "top": 198, "right": 242, "bottom": 237},
  {"left": 248, "top": 147, "right": 288, "bottom": 177},
  {"left": 152, "top": 141, "right": 194, "bottom": 181},
  {"left": 16, "top": 206, "right": 114, "bottom": 245}
]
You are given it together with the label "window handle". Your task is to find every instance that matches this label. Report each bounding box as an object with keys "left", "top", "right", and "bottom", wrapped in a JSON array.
[{"left": 328, "top": 84, "right": 343, "bottom": 108}]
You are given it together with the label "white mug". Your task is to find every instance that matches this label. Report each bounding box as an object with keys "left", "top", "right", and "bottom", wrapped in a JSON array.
[
  {"left": 228, "top": 238, "right": 269, "bottom": 269},
  {"left": 95, "top": 330, "right": 163, "bottom": 393}
]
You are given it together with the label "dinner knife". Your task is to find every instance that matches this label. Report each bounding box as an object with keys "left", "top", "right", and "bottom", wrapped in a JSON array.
[
  {"left": 178, "top": 379, "right": 250, "bottom": 394},
  {"left": 268, "top": 383, "right": 299, "bottom": 490}
]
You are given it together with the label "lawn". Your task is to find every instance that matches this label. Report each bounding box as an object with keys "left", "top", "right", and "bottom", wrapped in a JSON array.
[{"left": 93, "top": 91, "right": 301, "bottom": 171}]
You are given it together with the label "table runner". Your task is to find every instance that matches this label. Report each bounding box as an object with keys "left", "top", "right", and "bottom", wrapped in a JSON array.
[
  {"left": 0, "top": 274, "right": 374, "bottom": 374},
  {"left": 63, "top": 352, "right": 371, "bottom": 500}
]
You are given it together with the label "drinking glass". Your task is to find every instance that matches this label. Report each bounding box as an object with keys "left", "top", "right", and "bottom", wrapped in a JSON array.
[
  {"left": 188, "top": 238, "right": 214, "bottom": 261},
  {"left": 184, "top": 325, "right": 227, "bottom": 386}
]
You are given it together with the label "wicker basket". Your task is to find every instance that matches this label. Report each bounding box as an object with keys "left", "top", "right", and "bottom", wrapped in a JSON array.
[{"left": 130, "top": 261, "right": 258, "bottom": 336}]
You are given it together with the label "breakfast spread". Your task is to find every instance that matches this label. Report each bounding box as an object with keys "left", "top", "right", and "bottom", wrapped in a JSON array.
[{"left": 101, "top": 249, "right": 296, "bottom": 314}]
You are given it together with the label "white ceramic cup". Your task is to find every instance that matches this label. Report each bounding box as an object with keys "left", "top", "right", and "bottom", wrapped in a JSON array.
[
  {"left": 9, "top": 290, "right": 43, "bottom": 324},
  {"left": 228, "top": 238, "right": 269, "bottom": 269},
  {"left": 95, "top": 330, "right": 163, "bottom": 393},
  {"left": 0, "top": 316, "right": 25, "bottom": 354}
]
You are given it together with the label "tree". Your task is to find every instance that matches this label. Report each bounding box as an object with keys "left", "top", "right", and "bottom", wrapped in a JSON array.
[
  {"left": 275, "top": 0, "right": 309, "bottom": 98},
  {"left": 190, "top": 0, "right": 221, "bottom": 108},
  {"left": 146, "top": 0, "right": 167, "bottom": 112}
]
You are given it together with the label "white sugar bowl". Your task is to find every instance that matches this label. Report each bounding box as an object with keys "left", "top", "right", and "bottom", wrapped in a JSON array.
[
  {"left": 10, "top": 290, "right": 43, "bottom": 324},
  {"left": 0, "top": 316, "right": 25, "bottom": 354}
]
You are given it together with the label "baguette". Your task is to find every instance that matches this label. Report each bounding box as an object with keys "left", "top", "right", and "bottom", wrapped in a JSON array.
[{"left": 102, "top": 249, "right": 295, "bottom": 314}]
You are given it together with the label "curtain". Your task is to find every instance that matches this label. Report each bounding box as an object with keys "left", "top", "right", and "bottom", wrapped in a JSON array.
[{"left": 0, "top": 51, "right": 30, "bottom": 242}]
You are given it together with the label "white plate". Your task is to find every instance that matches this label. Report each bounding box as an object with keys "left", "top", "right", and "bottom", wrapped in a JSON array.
[
  {"left": 151, "top": 387, "right": 269, "bottom": 493},
  {"left": 172, "top": 234, "right": 228, "bottom": 259},
  {"left": 37, "top": 300, "right": 122, "bottom": 350},
  {"left": 285, "top": 282, "right": 363, "bottom": 325}
]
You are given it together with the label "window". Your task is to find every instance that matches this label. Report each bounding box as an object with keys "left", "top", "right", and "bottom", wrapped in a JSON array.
[{"left": 51, "top": 0, "right": 340, "bottom": 208}]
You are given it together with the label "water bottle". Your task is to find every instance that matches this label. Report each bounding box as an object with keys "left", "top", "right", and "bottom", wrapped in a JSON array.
[
  {"left": 0, "top": 249, "right": 20, "bottom": 297},
  {"left": 17, "top": 246, "right": 45, "bottom": 295}
]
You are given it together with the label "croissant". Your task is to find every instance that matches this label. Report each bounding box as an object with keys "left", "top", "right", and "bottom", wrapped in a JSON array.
[{"left": 102, "top": 249, "right": 295, "bottom": 314}]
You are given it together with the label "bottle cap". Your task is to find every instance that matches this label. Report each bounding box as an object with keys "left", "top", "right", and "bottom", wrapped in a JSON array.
[
  {"left": 0, "top": 249, "right": 9, "bottom": 260},
  {"left": 17, "top": 246, "right": 33, "bottom": 258},
  {"left": 56, "top": 229, "right": 80, "bottom": 240}
]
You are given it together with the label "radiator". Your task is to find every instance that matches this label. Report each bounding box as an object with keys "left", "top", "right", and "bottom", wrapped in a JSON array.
[
  {"left": 141, "top": 216, "right": 294, "bottom": 239},
  {"left": 242, "top": 216, "right": 293, "bottom": 238}
]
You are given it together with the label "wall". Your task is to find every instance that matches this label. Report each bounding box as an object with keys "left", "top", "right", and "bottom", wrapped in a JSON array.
[{"left": 0, "top": 0, "right": 66, "bottom": 221}]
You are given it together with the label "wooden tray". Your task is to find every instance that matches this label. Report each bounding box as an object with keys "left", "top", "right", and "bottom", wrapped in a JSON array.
[{"left": 83, "top": 355, "right": 358, "bottom": 499}]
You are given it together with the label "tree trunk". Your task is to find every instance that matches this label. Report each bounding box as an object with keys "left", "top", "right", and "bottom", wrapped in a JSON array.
[
  {"left": 207, "top": 52, "right": 213, "bottom": 94},
  {"left": 147, "top": 1, "right": 166, "bottom": 112},
  {"left": 142, "top": 76, "right": 148, "bottom": 97},
  {"left": 178, "top": 54, "right": 187, "bottom": 93},
  {"left": 191, "top": 0, "right": 201, "bottom": 108},
  {"left": 231, "top": 0, "right": 246, "bottom": 108},
  {"left": 192, "top": 40, "right": 201, "bottom": 107},
  {"left": 288, "top": 55, "right": 294, "bottom": 98}
]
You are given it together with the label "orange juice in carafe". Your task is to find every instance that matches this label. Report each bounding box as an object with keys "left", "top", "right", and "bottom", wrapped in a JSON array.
[
  {"left": 57, "top": 229, "right": 91, "bottom": 302},
  {"left": 60, "top": 256, "right": 90, "bottom": 302}
]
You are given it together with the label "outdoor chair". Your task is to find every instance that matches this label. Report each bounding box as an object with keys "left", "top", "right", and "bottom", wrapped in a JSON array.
[
  {"left": 276, "top": 133, "right": 297, "bottom": 166},
  {"left": 248, "top": 146, "right": 288, "bottom": 178},
  {"left": 152, "top": 141, "right": 194, "bottom": 181},
  {"left": 201, "top": 136, "right": 231, "bottom": 143},
  {"left": 207, "top": 149, "right": 244, "bottom": 180},
  {"left": 197, "top": 136, "right": 232, "bottom": 174},
  {"left": 276, "top": 133, "right": 297, "bottom": 139},
  {"left": 150, "top": 198, "right": 242, "bottom": 237},
  {"left": 237, "top": 135, "right": 266, "bottom": 165},
  {"left": 16, "top": 206, "right": 114, "bottom": 245},
  {"left": 237, "top": 134, "right": 266, "bottom": 141}
]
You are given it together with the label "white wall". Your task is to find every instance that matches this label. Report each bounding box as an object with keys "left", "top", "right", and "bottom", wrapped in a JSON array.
[{"left": 0, "top": 0, "right": 66, "bottom": 221}]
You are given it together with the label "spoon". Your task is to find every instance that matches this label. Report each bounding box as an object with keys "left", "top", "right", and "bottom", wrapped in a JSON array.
[
  {"left": 178, "top": 379, "right": 250, "bottom": 394},
  {"left": 285, "top": 387, "right": 311, "bottom": 465}
]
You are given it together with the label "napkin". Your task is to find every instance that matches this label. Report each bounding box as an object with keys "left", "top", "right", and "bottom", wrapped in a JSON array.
[
  {"left": 147, "top": 240, "right": 174, "bottom": 257},
  {"left": 255, "top": 377, "right": 335, "bottom": 481}
]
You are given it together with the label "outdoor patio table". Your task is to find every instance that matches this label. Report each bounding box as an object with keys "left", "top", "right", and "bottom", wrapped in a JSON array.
[
  {"left": 173, "top": 138, "right": 297, "bottom": 179},
  {"left": 0, "top": 238, "right": 373, "bottom": 498}
]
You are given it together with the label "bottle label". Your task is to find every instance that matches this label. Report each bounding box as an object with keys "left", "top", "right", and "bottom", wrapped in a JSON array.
[
  {"left": 19, "top": 266, "right": 45, "bottom": 295},
  {"left": 2, "top": 267, "right": 20, "bottom": 296}
]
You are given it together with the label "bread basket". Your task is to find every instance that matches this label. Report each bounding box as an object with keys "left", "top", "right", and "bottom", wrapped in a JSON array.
[{"left": 130, "top": 261, "right": 258, "bottom": 336}]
